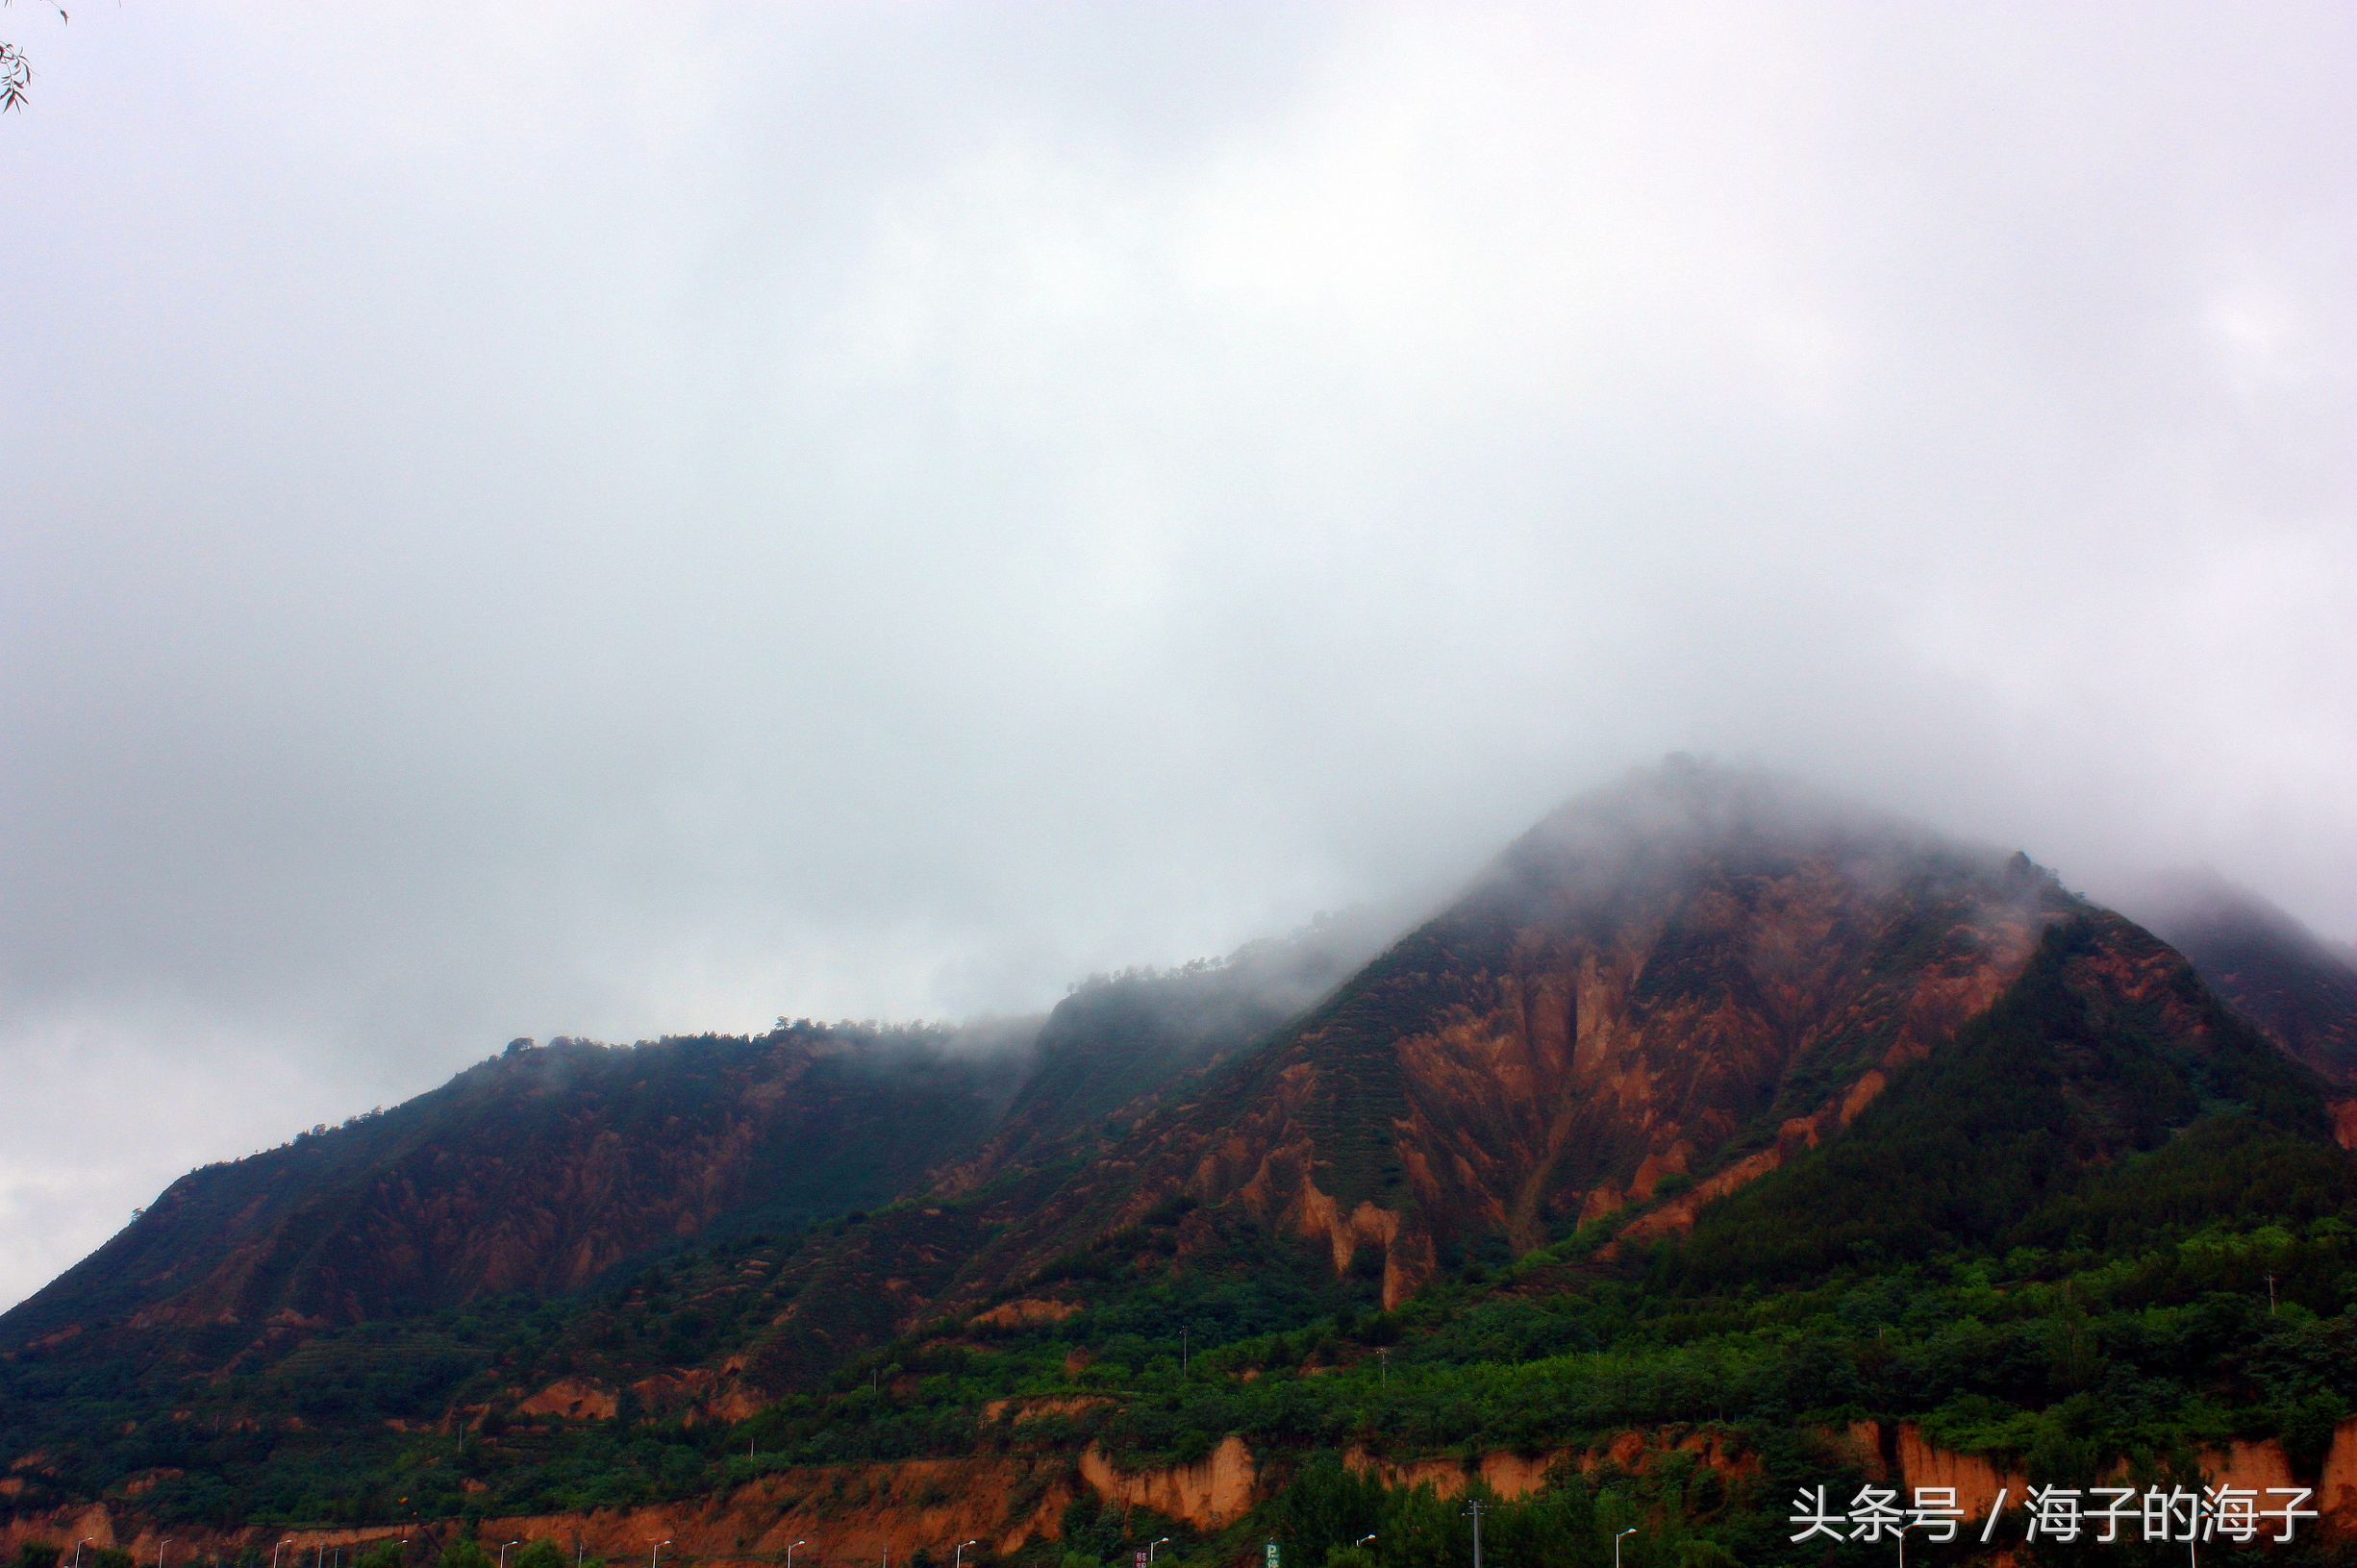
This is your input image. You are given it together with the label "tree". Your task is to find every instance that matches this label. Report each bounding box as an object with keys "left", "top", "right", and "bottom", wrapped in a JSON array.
[{"left": 2, "top": 2, "right": 67, "bottom": 112}]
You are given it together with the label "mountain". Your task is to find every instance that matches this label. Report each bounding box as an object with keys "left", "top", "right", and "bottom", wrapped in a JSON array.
[
  {"left": 2119, "top": 869, "right": 2357, "bottom": 1085},
  {"left": 8, "top": 759, "right": 2357, "bottom": 1563},
  {"left": 0, "top": 1024, "right": 1037, "bottom": 1348}
]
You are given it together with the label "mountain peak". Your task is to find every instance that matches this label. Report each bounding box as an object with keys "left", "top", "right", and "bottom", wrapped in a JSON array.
[{"left": 937, "top": 764, "right": 2086, "bottom": 1311}]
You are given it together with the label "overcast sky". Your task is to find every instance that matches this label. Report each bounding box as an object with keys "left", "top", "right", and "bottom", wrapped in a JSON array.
[{"left": 3, "top": 2, "right": 2352, "bottom": 1310}]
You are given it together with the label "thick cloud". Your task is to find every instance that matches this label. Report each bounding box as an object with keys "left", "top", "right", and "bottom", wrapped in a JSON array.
[{"left": 3, "top": 2, "right": 2351, "bottom": 1307}]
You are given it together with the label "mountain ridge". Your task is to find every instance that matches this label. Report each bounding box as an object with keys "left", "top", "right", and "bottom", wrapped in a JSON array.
[
  {"left": 1, "top": 919, "right": 1378, "bottom": 1354},
  {"left": 2119, "top": 867, "right": 2357, "bottom": 1086}
]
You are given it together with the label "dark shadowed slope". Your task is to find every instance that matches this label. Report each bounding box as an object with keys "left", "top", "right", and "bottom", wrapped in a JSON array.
[
  {"left": 942, "top": 911, "right": 1389, "bottom": 1189},
  {"left": 0, "top": 1026, "right": 1037, "bottom": 1347},
  {"left": 0, "top": 918, "right": 1376, "bottom": 1398},
  {"left": 2119, "top": 869, "right": 2357, "bottom": 1085},
  {"left": 1674, "top": 907, "right": 2328, "bottom": 1284}
]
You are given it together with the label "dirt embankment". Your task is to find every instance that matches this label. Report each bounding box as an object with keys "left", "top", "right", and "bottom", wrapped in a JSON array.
[
  {"left": 1079, "top": 1439, "right": 1257, "bottom": 1531},
  {"left": 20, "top": 1416, "right": 2357, "bottom": 1563},
  {"left": 1854, "top": 1420, "right": 2353, "bottom": 1532},
  {"left": 483, "top": 1456, "right": 1073, "bottom": 1563},
  {"left": 1342, "top": 1430, "right": 1759, "bottom": 1503},
  {"left": 0, "top": 1456, "right": 1077, "bottom": 1568}
]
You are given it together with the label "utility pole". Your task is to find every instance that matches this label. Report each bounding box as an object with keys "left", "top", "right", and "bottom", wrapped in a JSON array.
[
  {"left": 2266, "top": 1273, "right": 2278, "bottom": 1314},
  {"left": 1464, "top": 1502, "right": 1485, "bottom": 1568},
  {"left": 1376, "top": 1349, "right": 1388, "bottom": 1384}
]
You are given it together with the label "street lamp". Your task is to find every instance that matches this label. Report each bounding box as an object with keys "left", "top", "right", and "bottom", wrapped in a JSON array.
[
  {"left": 789, "top": 1543, "right": 808, "bottom": 1568},
  {"left": 1150, "top": 1541, "right": 1173, "bottom": 1563},
  {"left": 159, "top": 1538, "right": 172, "bottom": 1568},
  {"left": 1356, "top": 1540, "right": 1376, "bottom": 1551},
  {"left": 272, "top": 1542, "right": 294, "bottom": 1568},
  {"left": 502, "top": 1543, "right": 523, "bottom": 1568},
  {"left": 650, "top": 1543, "right": 672, "bottom": 1568},
  {"left": 954, "top": 1541, "right": 979, "bottom": 1568},
  {"left": 74, "top": 1541, "right": 94, "bottom": 1568},
  {"left": 1614, "top": 1529, "right": 1636, "bottom": 1568}
]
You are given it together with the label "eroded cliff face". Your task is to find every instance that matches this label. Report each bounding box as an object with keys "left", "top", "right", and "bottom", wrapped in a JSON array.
[
  {"left": 1080, "top": 1437, "right": 1258, "bottom": 1530},
  {"left": 1372, "top": 852, "right": 2047, "bottom": 1261},
  {"left": 968, "top": 766, "right": 2074, "bottom": 1309}
]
